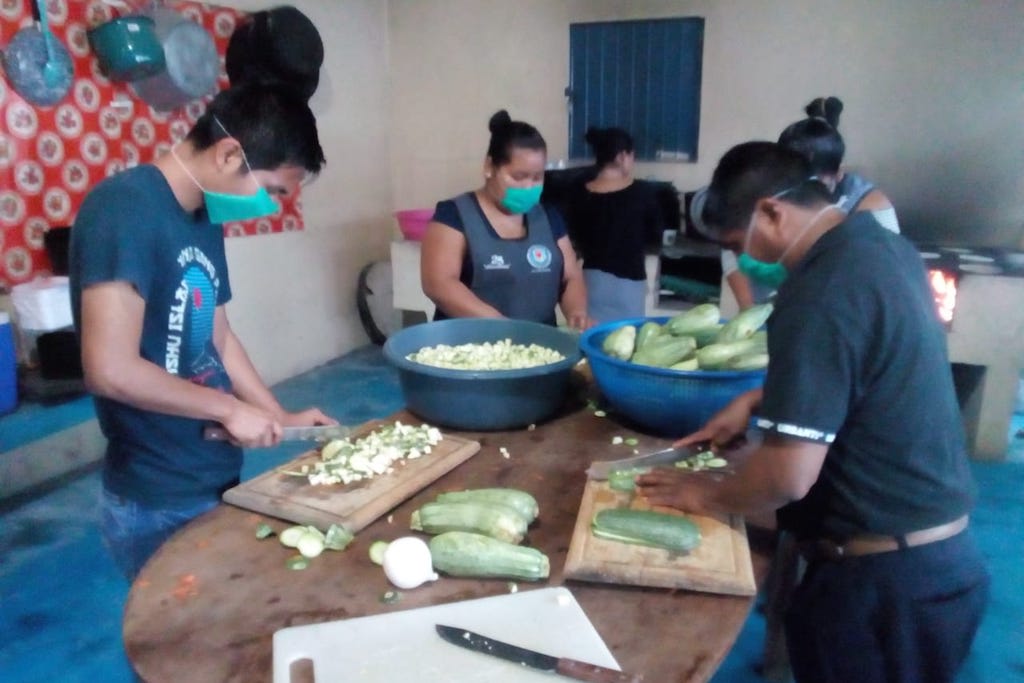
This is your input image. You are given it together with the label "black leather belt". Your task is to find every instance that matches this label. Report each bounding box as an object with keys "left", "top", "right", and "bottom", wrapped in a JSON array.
[{"left": 799, "top": 515, "right": 969, "bottom": 562}]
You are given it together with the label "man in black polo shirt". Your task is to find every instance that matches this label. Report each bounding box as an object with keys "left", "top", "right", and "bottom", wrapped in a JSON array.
[{"left": 637, "top": 141, "right": 989, "bottom": 683}]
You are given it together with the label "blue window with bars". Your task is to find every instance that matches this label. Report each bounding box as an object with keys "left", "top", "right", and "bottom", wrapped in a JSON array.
[{"left": 568, "top": 17, "right": 704, "bottom": 162}]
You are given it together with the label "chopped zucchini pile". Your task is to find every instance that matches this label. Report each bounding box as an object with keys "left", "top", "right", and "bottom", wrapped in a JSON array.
[
  {"left": 285, "top": 421, "right": 443, "bottom": 486},
  {"left": 605, "top": 451, "right": 730, "bottom": 493},
  {"left": 406, "top": 338, "right": 564, "bottom": 370},
  {"left": 600, "top": 303, "right": 772, "bottom": 372},
  {"left": 674, "top": 450, "right": 730, "bottom": 472}
]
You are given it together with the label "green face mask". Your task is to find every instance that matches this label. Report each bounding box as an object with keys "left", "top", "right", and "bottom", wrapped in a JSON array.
[
  {"left": 737, "top": 251, "right": 788, "bottom": 289},
  {"left": 500, "top": 184, "right": 543, "bottom": 214},
  {"left": 739, "top": 201, "right": 839, "bottom": 289},
  {"left": 172, "top": 117, "right": 282, "bottom": 225}
]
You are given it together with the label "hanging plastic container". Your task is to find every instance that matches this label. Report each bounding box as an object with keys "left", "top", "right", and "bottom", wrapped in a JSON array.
[
  {"left": 87, "top": 14, "right": 166, "bottom": 82},
  {"left": 0, "top": 312, "right": 17, "bottom": 415}
]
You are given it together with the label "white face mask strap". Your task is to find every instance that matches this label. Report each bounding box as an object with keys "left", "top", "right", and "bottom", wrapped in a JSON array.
[
  {"left": 169, "top": 143, "right": 206, "bottom": 190},
  {"left": 776, "top": 202, "right": 841, "bottom": 263},
  {"left": 212, "top": 115, "right": 257, "bottom": 176}
]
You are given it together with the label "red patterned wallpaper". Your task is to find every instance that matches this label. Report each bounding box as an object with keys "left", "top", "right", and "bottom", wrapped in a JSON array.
[{"left": 0, "top": 0, "right": 307, "bottom": 289}]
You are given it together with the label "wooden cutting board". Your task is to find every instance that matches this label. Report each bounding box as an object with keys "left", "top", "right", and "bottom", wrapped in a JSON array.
[
  {"left": 563, "top": 480, "right": 756, "bottom": 596},
  {"left": 222, "top": 423, "right": 480, "bottom": 532}
]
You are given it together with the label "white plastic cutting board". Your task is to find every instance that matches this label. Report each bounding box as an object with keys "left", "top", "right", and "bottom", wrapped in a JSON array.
[{"left": 273, "top": 587, "right": 620, "bottom": 682}]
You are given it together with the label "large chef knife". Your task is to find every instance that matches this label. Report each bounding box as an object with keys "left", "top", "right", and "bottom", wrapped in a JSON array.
[
  {"left": 435, "top": 624, "right": 643, "bottom": 682},
  {"left": 585, "top": 431, "right": 763, "bottom": 480},
  {"left": 202, "top": 424, "right": 351, "bottom": 442},
  {"left": 586, "top": 443, "right": 712, "bottom": 480}
]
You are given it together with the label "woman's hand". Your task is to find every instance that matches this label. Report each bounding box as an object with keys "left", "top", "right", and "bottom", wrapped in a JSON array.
[{"left": 565, "top": 312, "right": 596, "bottom": 331}]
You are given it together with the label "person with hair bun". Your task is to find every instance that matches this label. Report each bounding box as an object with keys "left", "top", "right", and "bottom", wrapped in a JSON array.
[
  {"left": 778, "top": 96, "right": 899, "bottom": 232},
  {"left": 420, "top": 110, "right": 592, "bottom": 328},
  {"left": 717, "top": 96, "right": 900, "bottom": 312},
  {"left": 563, "top": 126, "right": 665, "bottom": 323}
]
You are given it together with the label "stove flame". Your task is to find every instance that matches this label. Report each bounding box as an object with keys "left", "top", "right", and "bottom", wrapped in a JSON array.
[{"left": 929, "top": 269, "right": 957, "bottom": 324}]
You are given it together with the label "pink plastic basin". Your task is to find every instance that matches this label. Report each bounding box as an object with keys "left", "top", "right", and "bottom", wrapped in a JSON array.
[{"left": 394, "top": 208, "right": 435, "bottom": 241}]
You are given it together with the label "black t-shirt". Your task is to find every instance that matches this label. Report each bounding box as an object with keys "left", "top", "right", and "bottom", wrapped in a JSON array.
[
  {"left": 759, "top": 212, "right": 974, "bottom": 540},
  {"left": 564, "top": 180, "right": 663, "bottom": 281}
]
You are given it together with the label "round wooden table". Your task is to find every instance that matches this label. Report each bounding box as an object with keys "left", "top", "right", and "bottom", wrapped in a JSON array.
[{"left": 123, "top": 402, "right": 771, "bottom": 682}]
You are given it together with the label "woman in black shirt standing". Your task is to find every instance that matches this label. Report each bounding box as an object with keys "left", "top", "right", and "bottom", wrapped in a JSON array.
[{"left": 565, "top": 127, "right": 664, "bottom": 323}]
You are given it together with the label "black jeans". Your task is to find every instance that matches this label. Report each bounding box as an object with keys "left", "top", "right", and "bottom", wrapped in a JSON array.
[{"left": 785, "top": 530, "right": 989, "bottom": 683}]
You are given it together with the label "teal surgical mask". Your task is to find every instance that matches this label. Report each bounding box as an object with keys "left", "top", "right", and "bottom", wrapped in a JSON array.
[
  {"left": 738, "top": 201, "right": 839, "bottom": 289},
  {"left": 501, "top": 184, "right": 543, "bottom": 214},
  {"left": 202, "top": 185, "right": 279, "bottom": 225},
  {"left": 737, "top": 251, "right": 789, "bottom": 290},
  {"left": 171, "top": 117, "right": 281, "bottom": 224}
]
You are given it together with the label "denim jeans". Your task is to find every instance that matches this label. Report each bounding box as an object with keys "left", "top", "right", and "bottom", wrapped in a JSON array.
[{"left": 100, "top": 488, "right": 219, "bottom": 581}]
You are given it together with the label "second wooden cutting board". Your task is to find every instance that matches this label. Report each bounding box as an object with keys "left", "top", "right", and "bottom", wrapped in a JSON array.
[
  {"left": 222, "top": 421, "right": 480, "bottom": 532},
  {"left": 564, "top": 480, "right": 756, "bottom": 596}
]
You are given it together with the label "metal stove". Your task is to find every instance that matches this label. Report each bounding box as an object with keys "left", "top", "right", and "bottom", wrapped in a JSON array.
[{"left": 919, "top": 245, "right": 1024, "bottom": 460}]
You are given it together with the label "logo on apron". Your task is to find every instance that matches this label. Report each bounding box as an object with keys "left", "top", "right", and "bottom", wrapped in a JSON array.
[
  {"left": 484, "top": 254, "right": 510, "bottom": 270},
  {"left": 526, "top": 244, "right": 552, "bottom": 271}
]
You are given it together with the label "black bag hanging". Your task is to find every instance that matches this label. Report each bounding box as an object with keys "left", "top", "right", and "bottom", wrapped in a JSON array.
[{"left": 226, "top": 5, "right": 324, "bottom": 102}]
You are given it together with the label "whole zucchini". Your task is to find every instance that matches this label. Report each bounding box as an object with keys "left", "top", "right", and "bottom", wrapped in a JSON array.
[
  {"left": 635, "top": 321, "right": 664, "bottom": 351},
  {"left": 695, "top": 339, "right": 762, "bottom": 370},
  {"left": 689, "top": 325, "right": 724, "bottom": 348},
  {"left": 669, "top": 357, "right": 700, "bottom": 372},
  {"left": 429, "top": 531, "right": 550, "bottom": 581},
  {"left": 716, "top": 303, "right": 774, "bottom": 343},
  {"left": 410, "top": 501, "right": 527, "bottom": 544},
  {"left": 434, "top": 488, "right": 539, "bottom": 524},
  {"left": 631, "top": 335, "right": 696, "bottom": 368},
  {"left": 725, "top": 351, "right": 769, "bottom": 371},
  {"left": 665, "top": 304, "right": 721, "bottom": 336},
  {"left": 601, "top": 325, "right": 637, "bottom": 360},
  {"left": 592, "top": 508, "right": 701, "bottom": 552}
]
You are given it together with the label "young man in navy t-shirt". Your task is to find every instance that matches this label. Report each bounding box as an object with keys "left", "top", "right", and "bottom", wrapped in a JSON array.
[{"left": 70, "top": 85, "right": 334, "bottom": 580}]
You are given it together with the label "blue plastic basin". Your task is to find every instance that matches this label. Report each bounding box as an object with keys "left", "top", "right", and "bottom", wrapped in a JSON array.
[
  {"left": 579, "top": 317, "right": 765, "bottom": 437},
  {"left": 383, "top": 318, "right": 581, "bottom": 431}
]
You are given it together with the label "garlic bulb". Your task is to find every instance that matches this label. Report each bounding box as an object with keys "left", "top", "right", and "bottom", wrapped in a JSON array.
[{"left": 382, "top": 536, "right": 438, "bottom": 589}]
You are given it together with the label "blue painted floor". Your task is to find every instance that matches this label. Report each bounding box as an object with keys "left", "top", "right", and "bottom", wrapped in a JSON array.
[{"left": 1, "top": 345, "right": 1022, "bottom": 682}]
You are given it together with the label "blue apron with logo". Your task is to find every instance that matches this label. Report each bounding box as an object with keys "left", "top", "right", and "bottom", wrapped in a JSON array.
[{"left": 454, "top": 192, "right": 563, "bottom": 325}]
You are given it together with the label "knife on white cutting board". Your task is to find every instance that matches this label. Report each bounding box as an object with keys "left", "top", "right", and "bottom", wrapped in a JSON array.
[{"left": 435, "top": 624, "right": 643, "bottom": 683}]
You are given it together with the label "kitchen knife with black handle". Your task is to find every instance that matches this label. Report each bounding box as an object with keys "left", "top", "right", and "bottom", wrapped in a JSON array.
[{"left": 435, "top": 624, "right": 643, "bottom": 683}]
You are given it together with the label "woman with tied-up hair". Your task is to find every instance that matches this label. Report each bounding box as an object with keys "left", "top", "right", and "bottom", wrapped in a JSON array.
[
  {"left": 717, "top": 96, "right": 901, "bottom": 311},
  {"left": 421, "top": 110, "right": 592, "bottom": 329},
  {"left": 563, "top": 126, "right": 665, "bottom": 324},
  {"left": 778, "top": 96, "right": 900, "bottom": 233}
]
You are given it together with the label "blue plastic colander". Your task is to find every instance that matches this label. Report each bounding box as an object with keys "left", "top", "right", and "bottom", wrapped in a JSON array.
[{"left": 579, "top": 317, "right": 765, "bottom": 437}]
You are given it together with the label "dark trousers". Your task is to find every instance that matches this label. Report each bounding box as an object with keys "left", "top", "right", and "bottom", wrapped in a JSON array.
[{"left": 785, "top": 530, "right": 989, "bottom": 683}]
